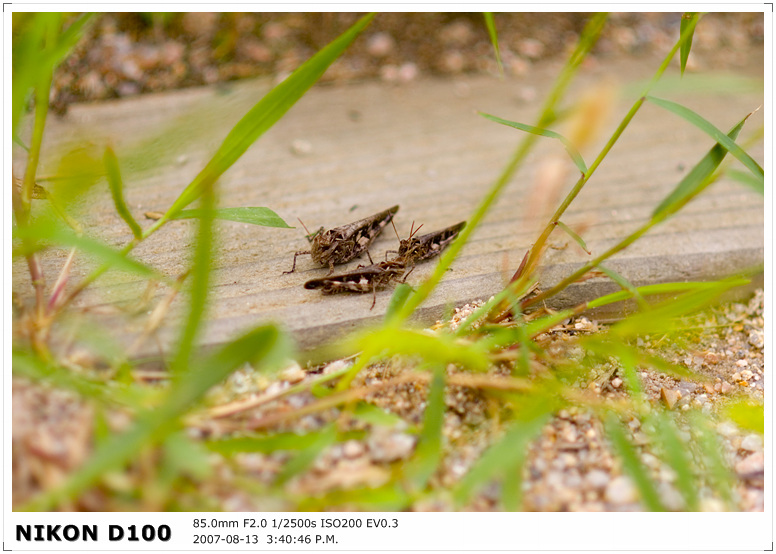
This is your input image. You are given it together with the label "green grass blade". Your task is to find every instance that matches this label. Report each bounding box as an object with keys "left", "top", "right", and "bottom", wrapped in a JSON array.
[
  {"left": 647, "top": 96, "right": 762, "bottom": 181},
  {"left": 163, "top": 13, "right": 375, "bottom": 221},
  {"left": 13, "top": 350, "right": 112, "bottom": 403},
  {"left": 12, "top": 13, "right": 48, "bottom": 135},
  {"left": 596, "top": 264, "right": 649, "bottom": 311},
  {"left": 389, "top": 13, "right": 607, "bottom": 325},
  {"left": 299, "top": 482, "right": 411, "bottom": 511},
  {"left": 45, "top": 13, "right": 95, "bottom": 76},
  {"left": 172, "top": 207, "right": 292, "bottom": 228},
  {"left": 679, "top": 13, "right": 700, "bottom": 76},
  {"left": 13, "top": 220, "right": 168, "bottom": 283},
  {"left": 206, "top": 431, "right": 329, "bottom": 456},
  {"left": 170, "top": 178, "right": 215, "bottom": 374},
  {"left": 724, "top": 400, "right": 764, "bottom": 434},
  {"left": 453, "top": 413, "right": 549, "bottom": 508},
  {"left": 609, "top": 277, "right": 749, "bottom": 339},
  {"left": 276, "top": 425, "right": 338, "bottom": 485},
  {"left": 354, "top": 328, "right": 491, "bottom": 372},
  {"left": 404, "top": 365, "right": 446, "bottom": 490},
  {"left": 648, "top": 412, "right": 700, "bottom": 510},
  {"left": 385, "top": 283, "right": 413, "bottom": 322},
  {"left": 352, "top": 402, "right": 408, "bottom": 428},
  {"left": 479, "top": 112, "right": 588, "bottom": 174},
  {"left": 727, "top": 168, "right": 764, "bottom": 195},
  {"left": 556, "top": 220, "right": 591, "bottom": 254},
  {"left": 652, "top": 115, "right": 749, "bottom": 220},
  {"left": 483, "top": 13, "right": 503, "bottom": 76},
  {"left": 104, "top": 146, "right": 143, "bottom": 239},
  {"left": 687, "top": 411, "right": 735, "bottom": 507},
  {"left": 603, "top": 412, "right": 666, "bottom": 511},
  {"left": 19, "top": 324, "right": 291, "bottom": 511},
  {"left": 586, "top": 279, "right": 749, "bottom": 310}
]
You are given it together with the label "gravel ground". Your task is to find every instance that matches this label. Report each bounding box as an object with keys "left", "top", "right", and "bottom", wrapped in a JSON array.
[
  {"left": 49, "top": 12, "right": 764, "bottom": 111},
  {"left": 13, "top": 290, "right": 764, "bottom": 511}
]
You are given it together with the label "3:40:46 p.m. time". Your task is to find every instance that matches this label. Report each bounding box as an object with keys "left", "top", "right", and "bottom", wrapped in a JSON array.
[{"left": 267, "top": 534, "right": 336, "bottom": 545}]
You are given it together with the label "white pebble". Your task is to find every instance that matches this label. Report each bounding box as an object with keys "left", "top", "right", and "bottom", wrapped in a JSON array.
[
  {"left": 585, "top": 469, "right": 610, "bottom": 490},
  {"left": 605, "top": 475, "right": 637, "bottom": 504},
  {"left": 290, "top": 139, "right": 312, "bottom": 156},
  {"left": 741, "top": 434, "right": 763, "bottom": 452}
]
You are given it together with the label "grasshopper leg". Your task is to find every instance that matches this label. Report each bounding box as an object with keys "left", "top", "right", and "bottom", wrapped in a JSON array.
[{"left": 283, "top": 250, "right": 310, "bottom": 274}]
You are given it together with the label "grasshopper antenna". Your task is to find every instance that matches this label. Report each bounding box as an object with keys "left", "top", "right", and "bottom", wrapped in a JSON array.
[
  {"left": 391, "top": 218, "right": 401, "bottom": 242},
  {"left": 297, "top": 217, "right": 313, "bottom": 236}
]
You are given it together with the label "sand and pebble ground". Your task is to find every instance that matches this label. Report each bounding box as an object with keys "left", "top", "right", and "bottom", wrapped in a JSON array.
[{"left": 13, "top": 289, "right": 764, "bottom": 511}]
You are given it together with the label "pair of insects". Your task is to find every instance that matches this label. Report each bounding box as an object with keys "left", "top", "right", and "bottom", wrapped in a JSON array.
[{"left": 284, "top": 205, "right": 465, "bottom": 308}]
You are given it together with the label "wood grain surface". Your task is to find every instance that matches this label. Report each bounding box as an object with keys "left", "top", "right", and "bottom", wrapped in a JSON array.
[{"left": 13, "top": 58, "right": 764, "bottom": 360}]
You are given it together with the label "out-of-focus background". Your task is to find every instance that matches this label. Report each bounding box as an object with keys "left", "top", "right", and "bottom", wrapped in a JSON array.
[{"left": 48, "top": 12, "right": 763, "bottom": 109}]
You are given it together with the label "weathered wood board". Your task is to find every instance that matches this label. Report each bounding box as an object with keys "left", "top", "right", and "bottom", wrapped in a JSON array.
[{"left": 13, "top": 57, "right": 764, "bottom": 360}]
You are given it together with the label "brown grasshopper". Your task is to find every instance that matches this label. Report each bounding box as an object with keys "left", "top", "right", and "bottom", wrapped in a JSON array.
[
  {"left": 303, "top": 259, "right": 406, "bottom": 309},
  {"left": 284, "top": 205, "right": 399, "bottom": 274},
  {"left": 388, "top": 220, "right": 466, "bottom": 279}
]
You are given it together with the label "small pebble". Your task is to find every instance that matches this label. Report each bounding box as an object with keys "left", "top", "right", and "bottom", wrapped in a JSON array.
[
  {"left": 735, "top": 452, "right": 764, "bottom": 476},
  {"left": 585, "top": 469, "right": 610, "bottom": 490},
  {"left": 366, "top": 32, "right": 395, "bottom": 57},
  {"left": 605, "top": 476, "right": 637, "bottom": 504},
  {"left": 368, "top": 431, "right": 415, "bottom": 462},
  {"left": 290, "top": 139, "right": 312, "bottom": 156},
  {"left": 280, "top": 364, "right": 305, "bottom": 383},
  {"left": 740, "top": 434, "right": 762, "bottom": 452}
]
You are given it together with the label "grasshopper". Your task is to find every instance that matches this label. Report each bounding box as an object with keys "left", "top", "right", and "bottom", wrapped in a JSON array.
[
  {"left": 388, "top": 220, "right": 466, "bottom": 279},
  {"left": 284, "top": 205, "right": 399, "bottom": 274},
  {"left": 303, "top": 260, "right": 405, "bottom": 309}
]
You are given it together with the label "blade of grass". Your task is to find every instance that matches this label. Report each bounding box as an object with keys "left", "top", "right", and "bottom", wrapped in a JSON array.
[
  {"left": 723, "top": 400, "right": 764, "bottom": 434},
  {"left": 609, "top": 277, "right": 749, "bottom": 339},
  {"left": 276, "top": 425, "right": 338, "bottom": 485},
  {"left": 385, "top": 283, "right": 413, "bottom": 322},
  {"left": 206, "top": 431, "right": 335, "bottom": 456},
  {"left": 556, "top": 220, "right": 591, "bottom": 254},
  {"left": 104, "top": 146, "right": 143, "bottom": 239},
  {"left": 354, "top": 328, "right": 491, "bottom": 372},
  {"left": 483, "top": 13, "right": 503, "bottom": 76},
  {"left": 169, "top": 177, "right": 215, "bottom": 375},
  {"left": 19, "top": 324, "right": 290, "bottom": 511},
  {"left": 158, "top": 13, "right": 375, "bottom": 225},
  {"left": 527, "top": 111, "right": 751, "bottom": 308},
  {"left": 648, "top": 411, "right": 699, "bottom": 510},
  {"left": 596, "top": 264, "right": 649, "bottom": 311},
  {"left": 585, "top": 279, "right": 749, "bottom": 311},
  {"left": 13, "top": 220, "right": 168, "bottom": 283},
  {"left": 726, "top": 168, "right": 764, "bottom": 195},
  {"left": 603, "top": 412, "right": 666, "bottom": 511},
  {"left": 389, "top": 13, "right": 607, "bottom": 326},
  {"left": 404, "top": 365, "right": 446, "bottom": 490},
  {"left": 172, "top": 207, "right": 291, "bottom": 228},
  {"left": 686, "top": 411, "right": 735, "bottom": 508},
  {"left": 299, "top": 482, "right": 411, "bottom": 511},
  {"left": 453, "top": 412, "right": 549, "bottom": 508},
  {"left": 679, "top": 13, "right": 700, "bottom": 76},
  {"left": 647, "top": 96, "right": 762, "bottom": 181},
  {"left": 479, "top": 113, "right": 588, "bottom": 174},
  {"left": 514, "top": 15, "right": 701, "bottom": 306}
]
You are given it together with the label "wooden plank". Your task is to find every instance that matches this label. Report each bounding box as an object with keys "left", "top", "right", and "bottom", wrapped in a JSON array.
[{"left": 13, "top": 58, "right": 764, "bottom": 359}]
